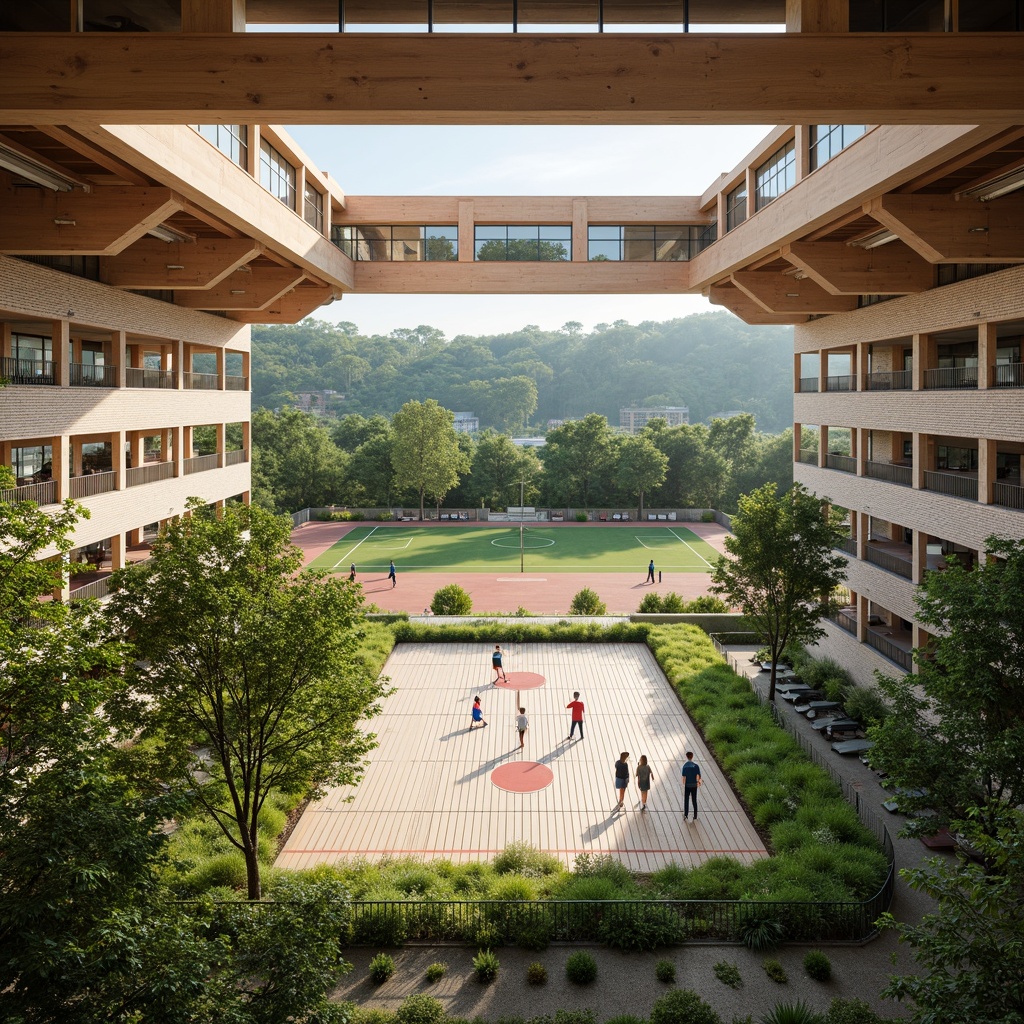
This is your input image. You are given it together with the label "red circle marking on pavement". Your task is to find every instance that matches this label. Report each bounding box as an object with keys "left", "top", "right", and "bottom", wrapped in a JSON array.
[
  {"left": 495, "top": 672, "right": 546, "bottom": 690},
  {"left": 491, "top": 761, "right": 554, "bottom": 793}
]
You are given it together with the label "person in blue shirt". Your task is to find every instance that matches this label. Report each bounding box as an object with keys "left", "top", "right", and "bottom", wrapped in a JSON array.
[
  {"left": 469, "top": 696, "right": 488, "bottom": 730},
  {"left": 646, "top": 559, "right": 656, "bottom": 583},
  {"left": 681, "top": 751, "right": 702, "bottom": 820}
]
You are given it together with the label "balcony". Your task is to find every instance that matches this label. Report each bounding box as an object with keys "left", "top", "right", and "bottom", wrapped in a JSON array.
[
  {"left": 69, "top": 363, "right": 117, "bottom": 388},
  {"left": 825, "top": 374, "right": 856, "bottom": 392},
  {"left": 126, "top": 461, "right": 176, "bottom": 487},
  {"left": 68, "top": 471, "right": 117, "bottom": 499},
  {"left": 225, "top": 375, "right": 249, "bottom": 391},
  {"left": 797, "top": 448, "right": 818, "bottom": 465},
  {"left": 798, "top": 376, "right": 819, "bottom": 393},
  {"left": 832, "top": 607, "right": 857, "bottom": 634},
  {"left": 825, "top": 453, "right": 857, "bottom": 473},
  {"left": 834, "top": 535, "right": 857, "bottom": 555},
  {"left": 864, "top": 460, "right": 912, "bottom": 486},
  {"left": 126, "top": 367, "right": 175, "bottom": 389},
  {"left": 866, "top": 369, "right": 911, "bottom": 391},
  {"left": 184, "top": 453, "right": 219, "bottom": 475},
  {"left": 923, "top": 366, "right": 977, "bottom": 390},
  {"left": 865, "top": 627, "right": 913, "bottom": 672},
  {"left": 993, "top": 362, "right": 1024, "bottom": 387},
  {"left": 2, "top": 356, "right": 54, "bottom": 385},
  {"left": 0, "top": 478, "right": 57, "bottom": 505},
  {"left": 993, "top": 480, "right": 1024, "bottom": 511},
  {"left": 923, "top": 470, "right": 978, "bottom": 501},
  {"left": 183, "top": 371, "right": 219, "bottom": 390},
  {"left": 864, "top": 542, "right": 913, "bottom": 580},
  {"left": 223, "top": 448, "right": 248, "bottom": 466}
]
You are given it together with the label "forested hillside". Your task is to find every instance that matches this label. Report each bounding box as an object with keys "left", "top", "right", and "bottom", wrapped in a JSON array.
[{"left": 252, "top": 311, "right": 794, "bottom": 433}]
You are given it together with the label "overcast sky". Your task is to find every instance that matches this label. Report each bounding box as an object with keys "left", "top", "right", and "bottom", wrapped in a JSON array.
[{"left": 285, "top": 123, "right": 772, "bottom": 338}]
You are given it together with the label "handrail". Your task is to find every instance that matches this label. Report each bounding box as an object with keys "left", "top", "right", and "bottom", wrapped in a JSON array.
[
  {"left": 69, "top": 362, "right": 118, "bottom": 387},
  {"left": 923, "top": 365, "right": 977, "bottom": 390},
  {"left": 825, "top": 374, "right": 855, "bottom": 392},
  {"left": 864, "top": 544, "right": 913, "bottom": 579},
  {"left": 184, "top": 453, "right": 220, "bottom": 475},
  {"left": 923, "top": 470, "right": 978, "bottom": 501},
  {"left": 183, "top": 371, "right": 220, "bottom": 390},
  {"left": 126, "top": 366, "right": 175, "bottom": 389},
  {"left": 825, "top": 453, "right": 857, "bottom": 473},
  {"left": 798, "top": 376, "right": 819, "bottom": 393},
  {"left": 865, "top": 629, "right": 913, "bottom": 671},
  {"left": 993, "top": 480, "right": 1024, "bottom": 510},
  {"left": 797, "top": 449, "right": 818, "bottom": 465},
  {"left": 866, "top": 369, "right": 911, "bottom": 391},
  {"left": 126, "top": 462, "right": 176, "bottom": 487},
  {"left": 864, "top": 460, "right": 912, "bottom": 486},
  {"left": 0, "top": 355, "right": 55, "bottom": 384},
  {"left": 0, "top": 479, "right": 58, "bottom": 505},
  {"left": 68, "top": 471, "right": 116, "bottom": 499}
]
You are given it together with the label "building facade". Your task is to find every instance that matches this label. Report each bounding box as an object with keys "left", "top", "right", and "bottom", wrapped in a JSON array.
[{"left": 620, "top": 407, "right": 690, "bottom": 433}]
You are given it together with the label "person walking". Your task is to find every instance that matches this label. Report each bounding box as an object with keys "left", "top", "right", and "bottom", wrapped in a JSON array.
[
  {"left": 388, "top": 560, "right": 396, "bottom": 587},
  {"left": 566, "top": 691, "right": 585, "bottom": 740},
  {"left": 469, "top": 696, "right": 488, "bottom": 730},
  {"left": 349, "top": 563, "right": 356, "bottom": 582},
  {"left": 515, "top": 707, "right": 529, "bottom": 750},
  {"left": 635, "top": 755, "right": 654, "bottom": 810},
  {"left": 681, "top": 751, "right": 702, "bottom": 820},
  {"left": 646, "top": 559, "right": 656, "bottom": 583},
  {"left": 614, "top": 752, "right": 630, "bottom": 810},
  {"left": 491, "top": 644, "right": 507, "bottom": 683}
]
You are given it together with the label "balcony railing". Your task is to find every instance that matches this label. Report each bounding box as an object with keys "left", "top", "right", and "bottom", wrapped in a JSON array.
[
  {"left": 866, "top": 629, "right": 913, "bottom": 671},
  {"left": 126, "top": 367, "right": 175, "bottom": 389},
  {"left": 825, "top": 453, "right": 857, "bottom": 473},
  {"left": 69, "top": 577, "right": 112, "bottom": 602},
  {"left": 834, "top": 535, "right": 857, "bottom": 555},
  {"left": 864, "top": 460, "right": 912, "bottom": 486},
  {"left": 69, "top": 362, "right": 118, "bottom": 388},
  {"left": 223, "top": 448, "right": 248, "bottom": 466},
  {"left": 797, "top": 449, "right": 818, "bottom": 465},
  {"left": 923, "top": 366, "right": 977, "bottom": 390},
  {"left": 0, "top": 479, "right": 57, "bottom": 505},
  {"left": 993, "top": 480, "right": 1024, "bottom": 511},
  {"left": 826, "top": 374, "right": 856, "bottom": 392},
  {"left": 1, "top": 356, "right": 54, "bottom": 385},
  {"left": 184, "top": 371, "right": 219, "bottom": 390},
  {"left": 126, "top": 461, "right": 176, "bottom": 487},
  {"left": 833, "top": 609, "right": 857, "bottom": 634},
  {"left": 798, "top": 376, "right": 819, "bottom": 393},
  {"left": 225, "top": 375, "right": 249, "bottom": 391},
  {"left": 68, "top": 471, "right": 117, "bottom": 499},
  {"left": 184, "top": 453, "right": 220, "bottom": 475},
  {"left": 993, "top": 362, "right": 1024, "bottom": 387},
  {"left": 924, "top": 470, "right": 978, "bottom": 501},
  {"left": 866, "top": 369, "right": 912, "bottom": 391},
  {"left": 865, "top": 545, "right": 913, "bottom": 579}
]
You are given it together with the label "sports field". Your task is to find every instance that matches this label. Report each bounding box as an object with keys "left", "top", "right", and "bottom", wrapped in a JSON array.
[{"left": 307, "top": 524, "right": 721, "bottom": 575}]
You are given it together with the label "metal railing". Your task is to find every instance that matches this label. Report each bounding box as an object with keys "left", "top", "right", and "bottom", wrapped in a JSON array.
[
  {"left": 798, "top": 376, "right": 819, "bottom": 393},
  {"left": 184, "top": 453, "right": 220, "bottom": 475},
  {"left": 992, "top": 362, "right": 1024, "bottom": 387},
  {"left": 865, "top": 629, "right": 913, "bottom": 671},
  {"left": 69, "top": 362, "right": 117, "bottom": 387},
  {"left": 68, "top": 471, "right": 116, "bottom": 499},
  {"left": 864, "top": 545, "right": 913, "bottom": 579},
  {"left": 1, "top": 355, "right": 54, "bottom": 384},
  {"left": 224, "top": 448, "right": 248, "bottom": 466},
  {"left": 69, "top": 577, "right": 112, "bottom": 602},
  {"left": 126, "top": 461, "right": 176, "bottom": 487},
  {"left": 0, "top": 479, "right": 57, "bottom": 505},
  {"left": 866, "top": 369, "right": 912, "bottom": 391},
  {"left": 993, "top": 480, "right": 1024, "bottom": 511},
  {"left": 834, "top": 535, "right": 857, "bottom": 555},
  {"left": 864, "top": 460, "right": 912, "bottom": 486},
  {"left": 825, "top": 374, "right": 856, "bottom": 392},
  {"left": 183, "top": 371, "right": 219, "bottom": 390},
  {"left": 923, "top": 365, "right": 977, "bottom": 390},
  {"left": 126, "top": 366, "right": 175, "bottom": 389},
  {"left": 825, "top": 453, "right": 857, "bottom": 473},
  {"left": 797, "top": 449, "right": 818, "bottom": 465},
  {"left": 923, "top": 470, "right": 978, "bottom": 501},
  {"left": 225, "top": 375, "right": 249, "bottom": 391},
  {"left": 833, "top": 609, "right": 858, "bottom": 634}
]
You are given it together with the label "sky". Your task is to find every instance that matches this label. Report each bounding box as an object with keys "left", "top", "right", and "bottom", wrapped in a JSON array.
[{"left": 285, "top": 123, "right": 774, "bottom": 338}]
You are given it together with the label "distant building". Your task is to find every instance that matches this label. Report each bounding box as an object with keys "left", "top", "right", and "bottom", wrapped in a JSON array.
[
  {"left": 511, "top": 437, "right": 546, "bottom": 448},
  {"left": 453, "top": 411, "right": 479, "bottom": 434},
  {"left": 546, "top": 419, "right": 565, "bottom": 429},
  {"left": 620, "top": 406, "right": 690, "bottom": 433}
]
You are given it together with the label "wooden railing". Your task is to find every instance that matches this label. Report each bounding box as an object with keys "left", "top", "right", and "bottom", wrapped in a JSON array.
[
  {"left": 834, "top": 535, "right": 857, "bottom": 555},
  {"left": 865, "top": 629, "right": 913, "bottom": 671},
  {"left": 68, "top": 471, "right": 117, "bottom": 499},
  {"left": 224, "top": 448, "right": 248, "bottom": 466},
  {"left": 184, "top": 454, "right": 219, "bottom": 475},
  {"left": 183, "top": 371, "right": 219, "bottom": 390},
  {"left": 69, "top": 577, "right": 112, "bottom": 602},
  {"left": 833, "top": 609, "right": 858, "bottom": 634},
  {"left": 0, "top": 479, "right": 57, "bottom": 505},
  {"left": 923, "top": 470, "right": 978, "bottom": 501},
  {"left": 825, "top": 453, "right": 857, "bottom": 473},
  {"left": 225, "top": 375, "right": 249, "bottom": 391},
  {"left": 797, "top": 449, "right": 818, "bottom": 465},
  {"left": 864, "top": 460, "right": 912, "bottom": 486},
  {"left": 126, "top": 462, "right": 176, "bottom": 487}
]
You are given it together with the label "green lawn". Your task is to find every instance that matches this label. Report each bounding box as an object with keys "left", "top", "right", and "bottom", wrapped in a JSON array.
[{"left": 308, "top": 524, "right": 721, "bottom": 574}]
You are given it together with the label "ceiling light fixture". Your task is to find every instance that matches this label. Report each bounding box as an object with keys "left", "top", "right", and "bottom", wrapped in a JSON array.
[
  {"left": 849, "top": 229, "right": 899, "bottom": 250},
  {"left": 165, "top": 263, "right": 186, "bottom": 270},
  {"left": 786, "top": 292, "right": 800, "bottom": 298},
  {"left": 147, "top": 224, "right": 196, "bottom": 244},
  {"left": 229, "top": 289, "right": 246, "bottom": 294},
  {"left": 957, "top": 164, "right": 1024, "bottom": 202},
  {"left": 968, "top": 226, "right": 989, "bottom": 233},
  {"left": 52, "top": 217, "right": 77, "bottom": 226},
  {"left": 0, "top": 143, "right": 80, "bottom": 192}
]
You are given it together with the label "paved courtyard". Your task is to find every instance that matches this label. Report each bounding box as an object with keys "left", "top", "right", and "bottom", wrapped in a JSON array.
[{"left": 278, "top": 642, "right": 767, "bottom": 872}]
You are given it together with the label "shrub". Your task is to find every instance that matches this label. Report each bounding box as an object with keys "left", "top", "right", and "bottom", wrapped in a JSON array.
[
  {"left": 473, "top": 948, "right": 500, "bottom": 983},
  {"left": 655, "top": 959, "right": 676, "bottom": 984},
  {"left": 803, "top": 950, "right": 832, "bottom": 982},
  {"left": 739, "top": 915, "right": 785, "bottom": 952},
  {"left": 598, "top": 902, "right": 684, "bottom": 951},
  {"left": 377, "top": 512, "right": 393, "bottom": 521},
  {"left": 369, "top": 952, "right": 396, "bottom": 984},
  {"left": 842, "top": 686, "right": 889, "bottom": 729},
  {"left": 821, "top": 998, "right": 885, "bottom": 1024},
  {"left": 701, "top": 511, "right": 716, "bottom": 523},
  {"left": 605, "top": 1017, "right": 646, "bottom": 1024},
  {"left": 649, "top": 989, "right": 722, "bottom": 1024},
  {"left": 639, "top": 592, "right": 665, "bottom": 613},
  {"left": 758, "top": 1002, "right": 819, "bottom": 1024},
  {"left": 431, "top": 584, "right": 472, "bottom": 615},
  {"left": 353, "top": 1010, "right": 397, "bottom": 1024},
  {"left": 396, "top": 995, "right": 446, "bottom": 1024},
  {"left": 425, "top": 962, "right": 448, "bottom": 983},
  {"left": 565, "top": 950, "right": 598, "bottom": 985},
  {"left": 569, "top": 588, "right": 606, "bottom": 615},
  {"left": 713, "top": 961, "right": 742, "bottom": 989},
  {"left": 494, "top": 841, "right": 562, "bottom": 877},
  {"left": 762, "top": 959, "right": 788, "bottom": 984},
  {"left": 682, "top": 596, "right": 728, "bottom": 613},
  {"left": 555, "top": 1012, "right": 597, "bottom": 1024},
  {"left": 576, "top": 512, "right": 589, "bottom": 522},
  {"left": 515, "top": 920, "right": 553, "bottom": 951},
  {"left": 526, "top": 961, "right": 548, "bottom": 985}
]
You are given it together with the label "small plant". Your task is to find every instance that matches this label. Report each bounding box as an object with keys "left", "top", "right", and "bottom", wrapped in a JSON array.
[
  {"left": 514, "top": 605, "right": 531, "bottom": 617},
  {"left": 758, "top": 1001, "right": 819, "bottom": 1024},
  {"left": 565, "top": 950, "right": 598, "bottom": 985},
  {"left": 526, "top": 961, "right": 548, "bottom": 985},
  {"left": 431, "top": 583, "right": 473, "bottom": 615},
  {"left": 396, "top": 995, "right": 445, "bottom": 1024},
  {"left": 425, "top": 962, "right": 448, "bottom": 983},
  {"left": 820, "top": 998, "right": 885, "bottom": 1024},
  {"left": 473, "top": 948, "right": 500, "bottom": 983},
  {"left": 655, "top": 959, "right": 676, "bottom": 984},
  {"left": 701, "top": 510, "right": 716, "bottom": 523},
  {"left": 763, "top": 959, "right": 788, "bottom": 984},
  {"left": 740, "top": 916, "right": 785, "bottom": 952},
  {"left": 683, "top": 595, "right": 729, "bottom": 613},
  {"left": 803, "top": 950, "right": 832, "bottom": 982},
  {"left": 569, "top": 587, "right": 606, "bottom": 615},
  {"left": 650, "top": 989, "right": 723, "bottom": 1024},
  {"left": 713, "top": 961, "right": 742, "bottom": 989},
  {"left": 369, "top": 952, "right": 396, "bottom": 984},
  {"left": 575, "top": 511, "right": 589, "bottom": 522}
]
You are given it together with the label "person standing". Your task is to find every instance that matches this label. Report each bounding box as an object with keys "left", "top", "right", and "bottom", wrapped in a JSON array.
[
  {"left": 349, "top": 563, "right": 356, "bottom": 582},
  {"left": 614, "top": 752, "right": 630, "bottom": 810},
  {"left": 646, "top": 559, "right": 656, "bottom": 583},
  {"left": 491, "top": 644, "right": 507, "bottom": 683},
  {"left": 469, "top": 696, "right": 488, "bottom": 730},
  {"left": 566, "top": 692, "right": 585, "bottom": 740},
  {"left": 681, "top": 751, "right": 702, "bottom": 820},
  {"left": 635, "top": 755, "right": 654, "bottom": 811},
  {"left": 515, "top": 707, "right": 529, "bottom": 750},
  {"left": 388, "top": 560, "right": 396, "bottom": 587}
]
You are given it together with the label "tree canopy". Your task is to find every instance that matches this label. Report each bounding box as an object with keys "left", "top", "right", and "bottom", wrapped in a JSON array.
[{"left": 391, "top": 399, "right": 470, "bottom": 520}]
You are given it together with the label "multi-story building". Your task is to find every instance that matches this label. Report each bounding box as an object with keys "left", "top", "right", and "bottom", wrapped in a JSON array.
[
  {"left": 620, "top": 407, "right": 690, "bottom": 433},
  {"left": 453, "top": 412, "right": 480, "bottom": 434}
]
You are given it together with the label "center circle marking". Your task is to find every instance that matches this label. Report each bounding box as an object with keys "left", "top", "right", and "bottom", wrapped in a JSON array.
[
  {"left": 491, "top": 761, "right": 554, "bottom": 793},
  {"left": 495, "top": 672, "right": 546, "bottom": 690},
  {"left": 490, "top": 536, "right": 555, "bottom": 549}
]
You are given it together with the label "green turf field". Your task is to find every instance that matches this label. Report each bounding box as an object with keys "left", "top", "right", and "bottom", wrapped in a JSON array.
[{"left": 308, "top": 524, "right": 721, "bottom": 574}]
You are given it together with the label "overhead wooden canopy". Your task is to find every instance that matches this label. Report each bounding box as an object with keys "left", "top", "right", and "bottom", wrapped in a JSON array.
[{"left": 2, "top": 32, "right": 1024, "bottom": 125}]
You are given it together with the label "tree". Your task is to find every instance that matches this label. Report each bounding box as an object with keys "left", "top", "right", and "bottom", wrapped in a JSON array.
[
  {"left": 710, "top": 482, "right": 847, "bottom": 700},
  {"left": 349, "top": 429, "right": 397, "bottom": 506},
  {"left": 489, "top": 375, "right": 538, "bottom": 432},
  {"left": 106, "top": 500, "right": 389, "bottom": 899},
  {"left": 391, "top": 399, "right": 469, "bottom": 520},
  {"left": 652, "top": 423, "right": 730, "bottom": 510},
  {"left": 473, "top": 431, "right": 538, "bottom": 508},
  {"left": 540, "top": 413, "right": 614, "bottom": 508},
  {"left": 616, "top": 434, "right": 668, "bottom": 519},
  {"left": 475, "top": 238, "right": 568, "bottom": 261},
  {"left": 869, "top": 536, "right": 1024, "bottom": 838}
]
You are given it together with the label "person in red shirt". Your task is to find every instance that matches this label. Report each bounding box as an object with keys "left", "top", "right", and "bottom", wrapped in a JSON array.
[{"left": 566, "top": 691, "right": 585, "bottom": 740}]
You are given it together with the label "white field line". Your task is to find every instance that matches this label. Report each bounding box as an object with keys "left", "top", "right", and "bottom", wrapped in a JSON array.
[
  {"left": 332, "top": 525, "right": 380, "bottom": 570},
  {"left": 668, "top": 527, "right": 716, "bottom": 569}
]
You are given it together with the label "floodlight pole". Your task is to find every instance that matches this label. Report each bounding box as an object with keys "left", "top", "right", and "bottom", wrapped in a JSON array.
[{"left": 520, "top": 478, "right": 525, "bottom": 574}]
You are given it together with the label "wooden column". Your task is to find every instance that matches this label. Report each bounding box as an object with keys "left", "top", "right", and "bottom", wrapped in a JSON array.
[
  {"left": 786, "top": 0, "right": 849, "bottom": 32},
  {"left": 912, "top": 528, "right": 926, "bottom": 585},
  {"left": 978, "top": 321, "right": 996, "bottom": 389},
  {"left": 181, "top": 0, "right": 245, "bottom": 33},
  {"left": 242, "top": 420, "right": 251, "bottom": 460},
  {"left": 793, "top": 123, "right": 810, "bottom": 182},
  {"left": 818, "top": 348, "right": 828, "bottom": 392},
  {"left": 856, "top": 510, "right": 869, "bottom": 560},
  {"left": 856, "top": 592, "right": 868, "bottom": 642},
  {"left": 856, "top": 427, "right": 868, "bottom": 474},
  {"left": 572, "top": 199, "right": 587, "bottom": 263},
  {"left": 113, "top": 429, "right": 127, "bottom": 490},
  {"left": 793, "top": 421, "right": 802, "bottom": 464},
  {"left": 53, "top": 433, "right": 70, "bottom": 503},
  {"left": 52, "top": 318, "right": 69, "bottom": 387},
  {"left": 912, "top": 432, "right": 925, "bottom": 489},
  {"left": 1, "top": 322, "right": 11, "bottom": 360},
  {"left": 109, "top": 531, "right": 124, "bottom": 571},
  {"left": 115, "top": 329, "right": 127, "bottom": 387},
  {"left": 819, "top": 424, "right": 829, "bottom": 468},
  {"left": 911, "top": 333, "right": 927, "bottom": 391},
  {"left": 216, "top": 346, "right": 226, "bottom": 390},
  {"left": 216, "top": 422, "right": 226, "bottom": 468},
  {"left": 978, "top": 437, "right": 997, "bottom": 505},
  {"left": 173, "top": 339, "right": 184, "bottom": 389},
  {"left": 458, "top": 200, "right": 474, "bottom": 263}
]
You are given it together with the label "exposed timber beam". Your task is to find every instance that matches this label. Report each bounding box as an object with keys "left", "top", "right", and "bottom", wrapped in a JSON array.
[
  {"left": 868, "top": 193, "right": 1024, "bottom": 263},
  {"left": 783, "top": 240, "right": 934, "bottom": 295},
  {"left": 101, "top": 238, "right": 262, "bottom": 289},
  {"left": 0, "top": 186, "right": 181, "bottom": 255},
  {"left": 227, "top": 284, "right": 337, "bottom": 323},
  {"left": 731, "top": 271, "right": 858, "bottom": 313},
  {"left": 3, "top": 33, "right": 1024, "bottom": 124},
  {"left": 174, "top": 266, "right": 305, "bottom": 310},
  {"left": 708, "top": 282, "right": 809, "bottom": 325}
]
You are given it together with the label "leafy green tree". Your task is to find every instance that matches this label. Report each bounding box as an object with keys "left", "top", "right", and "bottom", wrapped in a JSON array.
[
  {"left": 349, "top": 429, "right": 397, "bottom": 507},
  {"left": 106, "top": 500, "right": 388, "bottom": 899},
  {"left": 869, "top": 536, "right": 1024, "bottom": 838},
  {"left": 710, "top": 482, "right": 847, "bottom": 700},
  {"left": 616, "top": 434, "right": 669, "bottom": 519},
  {"left": 472, "top": 431, "right": 540, "bottom": 508},
  {"left": 541, "top": 413, "right": 615, "bottom": 508},
  {"left": 391, "top": 399, "right": 470, "bottom": 520},
  {"left": 652, "top": 423, "right": 730, "bottom": 510},
  {"left": 570, "top": 587, "right": 606, "bottom": 615},
  {"left": 490, "top": 375, "right": 538, "bottom": 432},
  {"left": 475, "top": 239, "right": 568, "bottom": 261}
]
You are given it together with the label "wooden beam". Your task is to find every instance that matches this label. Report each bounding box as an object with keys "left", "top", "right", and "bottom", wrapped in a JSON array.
[
  {"left": 181, "top": 0, "right": 245, "bottom": 33},
  {"left": 34, "top": 125, "right": 151, "bottom": 186},
  {"left": 783, "top": 240, "right": 934, "bottom": 294},
  {"left": 708, "top": 282, "right": 809, "bottom": 325},
  {"left": 101, "top": 238, "right": 262, "bottom": 289},
  {"left": 868, "top": 193, "right": 1024, "bottom": 263},
  {"left": 174, "top": 266, "right": 305, "bottom": 310},
  {"left": 0, "top": 186, "right": 181, "bottom": 255},
  {"left": 227, "top": 284, "right": 337, "bottom": 323},
  {"left": 3, "top": 33, "right": 1024, "bottom": 124},
  {"left": 731, "top": 270, "right": 858, "bottom": 313}
]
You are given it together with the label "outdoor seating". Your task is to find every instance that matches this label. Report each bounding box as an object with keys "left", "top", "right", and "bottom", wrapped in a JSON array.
[
  {"left": 781, "top": 686, "right": 821, "bottom": 701},
  {"left": 831, "top": 738, "right": 874, "bottom": 755},
  {"left": 795, "top": 700, "right": 843, "bottom": 716},
  {"left": 825, "top": 718, "right": 863, "bottom": 739}
]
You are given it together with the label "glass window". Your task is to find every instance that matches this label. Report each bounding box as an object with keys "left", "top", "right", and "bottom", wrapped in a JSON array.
[
  {"left": 474, "top": 225, "right": 570, "bottom": 262},
  {"left": 12, "top": 445, "right": 52, "bottom": 484},
  {"left": 755, "top": 140, "right": 796, "bottom": 211},
  {"left": 303, "top": 183, "right": 324, "bottom": 233},
  {"left": 12, "top": 333, "right": 52, "bottom": 363},
  {"left": 960, "top": 0, "right": 1022, "bottom": 30},
  {"left": 726, "top": 184, "right": 747, "bottom": 232},
  {"left": 193, "top": 124, "right": 248, "bottom": 167},
  {"left": 329, "top": 225, "right": 458, "bottom": 261},
  {"left": 809, "top": 125, "right": 866, "bottom": 171},
  {"left": 259, "top": 139, "right": 296, "bottom": 210},
  {"left": 850, "top": 0, "right": 946, "bottom": 31},
  {"left": 586, "top": 225, "right": 705, "bottom": 262}
]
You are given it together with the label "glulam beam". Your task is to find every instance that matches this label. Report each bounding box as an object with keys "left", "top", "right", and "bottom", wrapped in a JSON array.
[
  {"left": 708, "top": 282, "right": 809, "bottom": 325},
  {"left": 731, "top": 271, "right": 858, "bottom": 314},
  {"left": 227, "top": 284, "right": 337, "bottom": 323},
  {"left": 174, "top": 267, "right": 305, "bottom": 310},
  {"left": 782, "top": 240, "right": 934, "bottom": 295},
  {"left": 101, "top": 238, "right": 262, "bottom": 289}
]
